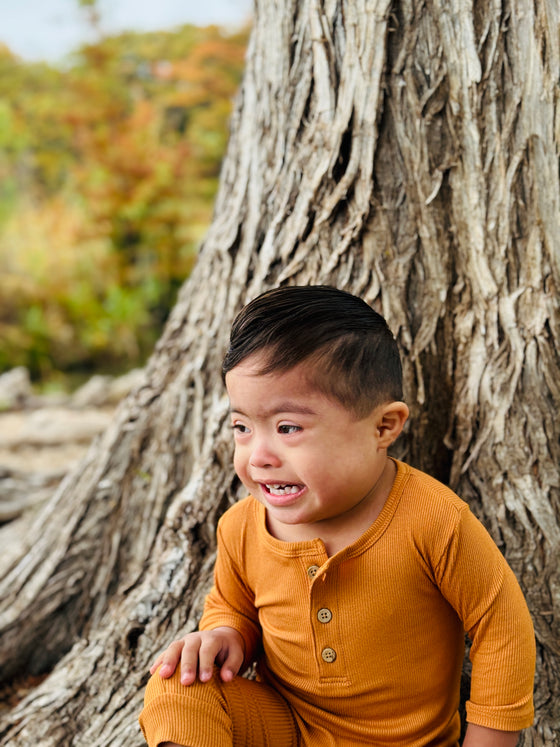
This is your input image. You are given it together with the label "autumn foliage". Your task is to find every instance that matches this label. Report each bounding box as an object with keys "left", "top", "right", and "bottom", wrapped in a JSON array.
[{"left": 0, "top": 24, "right": 248, "bottom": 381}]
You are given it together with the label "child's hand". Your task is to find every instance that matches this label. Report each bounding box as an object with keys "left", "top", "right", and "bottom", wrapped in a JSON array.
[{"left": 149, "top": 626, "right": 245, "bottom": 686}]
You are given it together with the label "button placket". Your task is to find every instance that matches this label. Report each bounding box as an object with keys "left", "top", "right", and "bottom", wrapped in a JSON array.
[{"left": 309, "top": 564, "right": 343, "bottom": 672}]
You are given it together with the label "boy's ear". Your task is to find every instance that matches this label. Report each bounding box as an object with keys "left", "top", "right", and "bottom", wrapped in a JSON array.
[{"left": 375, "top": 401, "right": 409, "bottom": 448}]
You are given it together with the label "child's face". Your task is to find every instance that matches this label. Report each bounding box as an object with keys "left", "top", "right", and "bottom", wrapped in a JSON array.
[{"left": 225, "top": 352, "right": 398, "bottom": 543}]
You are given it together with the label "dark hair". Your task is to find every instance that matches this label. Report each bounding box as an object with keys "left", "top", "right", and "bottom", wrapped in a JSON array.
[{"left": 222, "top": 285, "right": 403, "bottom": 417}]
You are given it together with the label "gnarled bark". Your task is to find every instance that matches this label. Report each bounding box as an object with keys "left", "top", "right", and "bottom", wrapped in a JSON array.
[{"left": 0, "top": 0, "right": 558, "bottom": 744}]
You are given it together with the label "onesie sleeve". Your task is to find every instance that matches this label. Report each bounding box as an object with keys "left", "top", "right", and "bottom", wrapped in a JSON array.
[
  {"left": 199, "top": 513, "right": 261, "bottom": 670},
  {"left": 433, "top": 506, "right": 536, "bottom": 732}
]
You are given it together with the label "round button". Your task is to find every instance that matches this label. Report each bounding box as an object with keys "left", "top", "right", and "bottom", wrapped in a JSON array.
[
  {"left": 317, "top": 608, "right": 332, "bottom": 623},
  {"left": 321, "top": 647, "right": 337, "bottom": 663},
  {"left": 307, "top": 565, "right": 320, "bottom": 579}
]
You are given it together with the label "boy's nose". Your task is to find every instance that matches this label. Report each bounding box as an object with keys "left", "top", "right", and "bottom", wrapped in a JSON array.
[{"left": 249, "top": 439, "right": 281, "bottom": 469}]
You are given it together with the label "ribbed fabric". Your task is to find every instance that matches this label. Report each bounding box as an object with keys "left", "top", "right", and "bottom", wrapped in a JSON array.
[
  {"left": 140, "top": 459, "right": 535, "bottom": 746},
  {"left": 139, "top": 666, "right": 298, "bottom": 747}
]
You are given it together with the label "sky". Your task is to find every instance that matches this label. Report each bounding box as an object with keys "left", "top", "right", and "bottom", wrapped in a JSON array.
[{"left": 1, "top": 0, "right": 253, "bottom": 63}]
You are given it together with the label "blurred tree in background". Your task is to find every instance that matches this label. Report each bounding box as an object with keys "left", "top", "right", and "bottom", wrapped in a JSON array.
[{"left": 0, "top": 20, "right": 248, "bottom": 383}]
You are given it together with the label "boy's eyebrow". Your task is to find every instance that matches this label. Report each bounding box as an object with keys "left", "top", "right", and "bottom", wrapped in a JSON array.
[{"left": 229, "top": 401, "right": 318, "bottom": 417}]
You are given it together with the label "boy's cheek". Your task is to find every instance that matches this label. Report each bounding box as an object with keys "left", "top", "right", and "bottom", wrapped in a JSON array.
[{"left": 232, "top": 453, "right": 248, "bottom": 481}]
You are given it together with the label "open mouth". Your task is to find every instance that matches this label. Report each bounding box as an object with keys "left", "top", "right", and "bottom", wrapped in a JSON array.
[{"left": 264, "top": 483, "right": 303, "bottom": 496}]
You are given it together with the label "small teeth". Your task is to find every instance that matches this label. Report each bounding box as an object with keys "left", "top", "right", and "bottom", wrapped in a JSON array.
[{"left": 266, "top": 484, "right": 300, "bottom": 496}]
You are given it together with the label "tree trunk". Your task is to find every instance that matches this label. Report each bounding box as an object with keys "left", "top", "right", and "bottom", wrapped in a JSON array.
[{"left": 1, "top": 0, "right": 558, "bottom": 744}]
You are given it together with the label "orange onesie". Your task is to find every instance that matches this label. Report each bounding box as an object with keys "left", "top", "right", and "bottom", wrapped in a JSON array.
[{"left": 140, "top": 460, "right": 535, "bottom": 746}]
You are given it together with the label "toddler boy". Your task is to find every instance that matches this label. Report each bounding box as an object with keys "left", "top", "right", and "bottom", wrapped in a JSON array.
[{"left": 140, "top": 285, "right": 535, "bottom": 747}]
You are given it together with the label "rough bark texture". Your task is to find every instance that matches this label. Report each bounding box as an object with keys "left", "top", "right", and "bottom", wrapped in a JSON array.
[{"left": 0, "top": 0, "right": 558, "bottom": 744}]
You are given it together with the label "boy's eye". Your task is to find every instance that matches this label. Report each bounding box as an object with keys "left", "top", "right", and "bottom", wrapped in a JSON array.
[
  {"left": 232, "top": 423, "right": 250, "bottom": 434},
  {"left": 278, "top": 424, "right": 301, "bottom": 435}
]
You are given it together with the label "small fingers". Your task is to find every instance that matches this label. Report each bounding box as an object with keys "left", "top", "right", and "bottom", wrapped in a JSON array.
[
  {"left": 196, "top": 634, "right": 223, "bottom": 683},
  {"left": 155, "top": 639, "right": 185, "bottom": 678},
  {"left": 149, "top": 651, "right": 164, "bottom": 675},
  {"left": 179, "top": 635, "right": 206, "bottom": 685},
  {"left": 153, "top": 629, "right": 243, "bottom": 687},
  {"left": 219, "top": 643, "right": 244, "bottom": 682}
]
